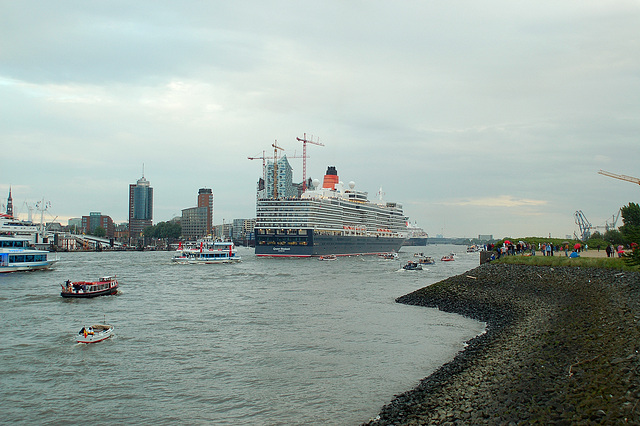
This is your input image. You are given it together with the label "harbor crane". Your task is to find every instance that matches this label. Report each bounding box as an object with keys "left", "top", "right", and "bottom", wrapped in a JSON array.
[
  {"left": 296, "top": 133, "right": 324, "bottom": 191},
  {"left": 574, "top": 210, "right": 593, "bottom": 241},
  {"left": 574, "top": 209, "right": 622, "bottom": 241},
  {"left": 598, "top": 169, "right": 640, "bottom": 186}
]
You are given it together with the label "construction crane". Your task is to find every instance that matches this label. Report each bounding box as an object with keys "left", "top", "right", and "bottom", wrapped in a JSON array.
[
  {"left": 272, "top": 141, "right": 284, "bottom": 199},
  {"left": 296, "top": 133, "right": 324, "bottom": 191},
  {"left": 598, "top": 169, "right": 640, "bottom": 186},
  {"left": 248, "top": 149, "right": 303, "bottom": 190}
]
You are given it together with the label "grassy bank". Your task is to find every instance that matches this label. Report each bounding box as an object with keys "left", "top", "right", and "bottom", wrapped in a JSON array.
[{"left": 494, "top": 254, "right": 637, "bottom": 271}]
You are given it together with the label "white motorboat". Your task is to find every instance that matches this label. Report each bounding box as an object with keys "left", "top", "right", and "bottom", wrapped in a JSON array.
[{"left": 77, "top": 324, "right": 114, "bottom": 344}]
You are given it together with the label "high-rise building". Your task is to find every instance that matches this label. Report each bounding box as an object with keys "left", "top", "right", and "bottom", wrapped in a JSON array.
[
  {"left": 260, "top": 155, "right": 297, "bottom": 199},
  {"left": 129, "top": 174, "right": 153, "bottom": 242},
  {"left": 197, "top": 188, "right": 214, "bottom": 235}
]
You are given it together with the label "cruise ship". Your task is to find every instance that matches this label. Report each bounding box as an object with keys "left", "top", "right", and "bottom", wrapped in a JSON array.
[
  {"left": 403, "top": 221, "right": 428, "bottom": 246},
  {"left": 255, "top": 166, "right": 408, "bottom": 257}
]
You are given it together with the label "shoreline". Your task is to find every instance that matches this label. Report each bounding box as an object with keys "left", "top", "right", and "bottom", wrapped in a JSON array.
[{"left": 367, "top": 263, "right": 640, "bottom": 424}]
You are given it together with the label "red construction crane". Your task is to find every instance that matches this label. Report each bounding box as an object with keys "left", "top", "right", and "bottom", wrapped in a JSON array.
[
  {"left": 296, "top": 133, "right": 324, "bottom": 191},
  {"left": 598, "top": 169, "right": 640, "bottom": 185}
]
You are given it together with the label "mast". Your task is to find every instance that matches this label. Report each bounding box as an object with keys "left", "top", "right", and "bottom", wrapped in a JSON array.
[{"left": 296, "top": 133, "right": 324, "bottom": 191}]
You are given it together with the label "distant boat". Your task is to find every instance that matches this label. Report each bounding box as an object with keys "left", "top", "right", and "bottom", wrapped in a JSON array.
[
  {"left": 418, "top": 256, "right": 436, "bottom": 265},
  {"left": 77, "top": 324, "right": 114, "bottom": 344},
  {"left": 60, "top": 276, "right": 118, "bottom": 298},
  {"left": 318, "top": 254, "right": 337, "bottom": 261},
  {"left": 0, "top": 235, "right": 58, "bottom": 273},
  {"left": 379, "top": 252, "right": 398, "bottom": 260},
  {"left": 402, "top": 261, "right": 423, "bottom": 270},
  {"left": 441, "top": 254, "right": 455, "bottom": 262}
]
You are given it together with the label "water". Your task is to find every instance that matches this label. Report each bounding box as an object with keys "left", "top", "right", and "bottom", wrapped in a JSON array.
[{"left": 0, "top": 245, "right": 484, "bottom": 425}]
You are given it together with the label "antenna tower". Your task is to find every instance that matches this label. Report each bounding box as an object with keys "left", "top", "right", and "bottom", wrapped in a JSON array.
[{"left": 296, "top": 133, "right": 324, "bottom": 191}]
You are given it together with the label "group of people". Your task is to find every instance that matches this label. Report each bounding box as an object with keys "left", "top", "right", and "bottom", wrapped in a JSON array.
[
  {"left": 605, "top": 244, "right": 626, "bottom": 258},
  {"left": 488, "top": 241, "right": 586, "bottom": 259}
]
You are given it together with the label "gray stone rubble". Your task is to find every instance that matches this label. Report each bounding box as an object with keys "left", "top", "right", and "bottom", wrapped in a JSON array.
[{"left": 367, "top": 263, "right": 640, "bottom": 425}]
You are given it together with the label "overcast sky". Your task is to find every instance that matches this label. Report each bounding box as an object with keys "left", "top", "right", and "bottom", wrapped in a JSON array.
[{"left": 1, "top": 1, "right": 639, "bottom": 239}]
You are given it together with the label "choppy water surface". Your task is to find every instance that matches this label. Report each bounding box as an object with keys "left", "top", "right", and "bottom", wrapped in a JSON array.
[{"left": 0, "top": 245, "right": 484, "bottom": 425}]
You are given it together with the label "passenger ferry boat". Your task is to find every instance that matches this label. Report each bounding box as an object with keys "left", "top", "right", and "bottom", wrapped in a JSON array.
[
  {"left": 172, "top": 239, "right": 241, "bottom": 264},
  {"left": 255, "top": 166, "right": 408, "bottom": 257},
  {"left": 0, "top": 235, "right": 58, "bottom": 273},
  {"left": 60, "top": 276, "right": 119, "bottom": 298}
]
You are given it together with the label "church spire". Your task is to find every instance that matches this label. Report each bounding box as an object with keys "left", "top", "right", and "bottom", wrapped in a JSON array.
[{"left": 7, "top": 186, "right": 13, "bottom": 217}]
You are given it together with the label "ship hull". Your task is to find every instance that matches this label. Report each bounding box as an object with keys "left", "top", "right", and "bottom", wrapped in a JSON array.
[
  {"left": 402, "top": 237, "right": 428, "bottom": 246},
  {"left": 255, "top": 232, "right": 404, "bottom": 257}
]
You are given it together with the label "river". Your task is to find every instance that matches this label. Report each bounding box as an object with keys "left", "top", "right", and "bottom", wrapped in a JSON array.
[{"left": 0, "top": 244, "right": 484, "bottom": 425}]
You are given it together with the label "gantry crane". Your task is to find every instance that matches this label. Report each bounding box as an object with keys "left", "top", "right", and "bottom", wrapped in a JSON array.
[
  {"left": 574, "top": 210, "right": 593, "bottom": 241},
  {"left": 296, "top": 133, "right": 324, "bottom": 191},
  {"left": 598, "top": 169, "right": 640, "bottom": 185}
]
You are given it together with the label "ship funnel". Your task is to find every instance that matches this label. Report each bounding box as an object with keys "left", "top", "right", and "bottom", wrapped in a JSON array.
[{"left": 322, "top": 166, "right": 339, "bottom": 189}]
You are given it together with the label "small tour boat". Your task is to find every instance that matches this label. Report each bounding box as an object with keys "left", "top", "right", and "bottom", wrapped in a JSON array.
[
  {"left": 172, "top": 239, "right": 241, "bottom": 264},
  {"left": 61, "top": 276, "right": 119, "bottom": 298},
  {"left": 441, "top": 254, "right": 455, "bottom": 262},
  {"left": 402, "top": 261, "right": 423, "bottom": 270},
  {"left": 77, "top": 324, "right": 114, "bottom": 344},
  {"left": 414, "top": 252, "right": 425, "bottom": 257},
  {"left": 418, "top": 256, "right": 436, "bottom": 265},
  {"left": 318, "top": 254, "right": 337, "bottom": 261}
]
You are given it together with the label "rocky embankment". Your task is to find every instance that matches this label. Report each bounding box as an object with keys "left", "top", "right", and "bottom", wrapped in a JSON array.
[{"left": 368, "top": 263, "right": 640, "bottom": 425}]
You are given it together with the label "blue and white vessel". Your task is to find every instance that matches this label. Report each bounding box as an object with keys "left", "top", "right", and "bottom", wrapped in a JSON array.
[
  {"left": 172, "top": 238, "right": 241, "bottom": 264},
  {"left": 255, "top": 166, "right": 408, "bottom": 257},
  {"left": 0, "top": 235, "right": 59, "bottom": 273}
]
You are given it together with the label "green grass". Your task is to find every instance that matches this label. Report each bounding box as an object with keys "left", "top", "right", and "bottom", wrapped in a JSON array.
[{"left": 494, "top": 254, "right": 638, "bottom": 271}]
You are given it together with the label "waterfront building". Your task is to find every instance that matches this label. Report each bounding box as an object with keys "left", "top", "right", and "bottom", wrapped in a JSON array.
[
  {"left": 214, "top": 223, "right": 233, "bottom": 239},
  {"left": 181, "top": 206, "right": 209, "bottom": 239},
  {"left": 67, "top": 218, "right": 82, "bottom": 231},
  {"left": 128, "top": 174, "right": 153, "bottom": 243},
  {"left": 233, "top": 218, "right": 256, "bottom": 244},
  {"left": 114, "top": 223, "right": 129, "bottom": 242},
  {"left": 197, "top": 188, "right": 214, "bottom": 235},
  {"left": 81, "top": 212, "right": 115, "bottom": 238}
]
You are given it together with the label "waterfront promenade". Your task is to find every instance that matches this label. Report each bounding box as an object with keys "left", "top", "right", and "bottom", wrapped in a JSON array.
[{"left": 369, "top": 262, "right": 640, "bottom": 424}]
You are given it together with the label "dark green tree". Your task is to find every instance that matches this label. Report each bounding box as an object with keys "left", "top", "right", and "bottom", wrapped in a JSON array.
[
  {"left": 619, "top": 202, "right": 640, "bottom": 244},
  {"left": 93, "top": 226, "right": 106, "bottom": 238}
]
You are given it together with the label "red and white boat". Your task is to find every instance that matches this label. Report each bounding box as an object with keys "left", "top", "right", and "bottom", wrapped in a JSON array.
[
  {"left": 60, "top": 276, "right": 119, "bottom": 298},
  {"left": 77, "top": 324, "right": 114, "bottom": 344},
  {"left": 441, "top": 254, "right": 455, "bottom": 262}
]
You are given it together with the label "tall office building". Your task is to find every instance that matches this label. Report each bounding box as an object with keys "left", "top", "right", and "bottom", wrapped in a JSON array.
[
  {"left": 197, "top": 188, "right": 214, "bottom": 235},
  {"left": 128, "top": 174, "right": 153, "bottom": 242},
  {"left": 260, "top": 155, "right": 297, "bottom": 199}
]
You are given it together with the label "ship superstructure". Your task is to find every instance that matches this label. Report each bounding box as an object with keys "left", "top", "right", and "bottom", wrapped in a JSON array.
[{"left": 255, "top": 166, "right": 407, "bottom": 257}]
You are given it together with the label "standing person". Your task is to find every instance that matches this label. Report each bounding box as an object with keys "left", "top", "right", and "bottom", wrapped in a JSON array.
[
  {"left": 546, "top": 243, "right": 552, "bottom": 257},
  {"left": 542, "top": 243, "right": 546, "bottom": 256},
  {"left": 606, "top": 244, "right": 612, "bottom": 258}
]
